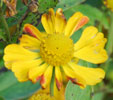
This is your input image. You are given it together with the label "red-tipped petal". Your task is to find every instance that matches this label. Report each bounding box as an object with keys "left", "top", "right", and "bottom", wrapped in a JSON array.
[
  {"left": 75, "top": 16, "right": 89, "bottom": 32},
  {"left": 24, "top": 26, "right": 37, "bottom": 38},
  {"left": 40, "top": 75, "right": 46, "bottom": 89},
  {"left": 55, "top": 78, "right": 62, "bottom": 90},
  {"left": 23, "top": 24, "right": 43, "bottom": 40},
  {"left": 68, "top": 77, "right": 85, "bottom": 88}
]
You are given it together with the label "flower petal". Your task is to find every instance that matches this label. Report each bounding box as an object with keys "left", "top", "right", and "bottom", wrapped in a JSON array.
[
  {"left": 41, "top": 8, "right": 55, "bottom": 34},
  {"left": 12, "top": 58, "right": 43, "bottom": 82},
  {"left": 74, "top": 26, "right": 108, "bottom": 64},
  {"left": 3, "top": 44, "right": 39, "bottom": 69},
  {"left": 19, "top": 35, "right": 40, "bottom": 50},
  {"left": 64, "top": 12, "right": 89, "bottom": 37},
  {"left": 55, "top": 66, "right": 62, "bottom": 90},
  {"left": 74, "top": 16, "right": 89, "bottom": 32},
  {"left": 54, "top": 81, "right": 65, "bottom": 100},
  {"left": 68, "top": 62, "right": 105, "bottom": 86},
  {"left": 23, "top": 24, "right": 43, "bottom": 40},
  {"left": 55, "top": 8, "right": 66, "bottom": 34},
  {"left": 104, "top": 0, "right": 113, "bottom": 11},
  {"left": 41, "top": 65, "right": 53, "bottom": 89},
  {"left": 62, "top": 65, "right": 86, "bottom": 87},
  {"left": 29, "top": 63, "right": 48, "bottom": 83},
  {"left": 74, "top": 26, "right": 98, "bottom": 51}
]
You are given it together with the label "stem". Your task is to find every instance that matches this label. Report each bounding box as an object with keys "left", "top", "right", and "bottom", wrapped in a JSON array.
[
  {"left": 50, "top": 67, "right": 55, "bottom": 96},
  {"left": 0, "top": 7, "right": 11, "bottom": 42},
  {"left": 0, "top": 0, "right": 3, "bottom": 7},
  {"left": 106, "top": 12, "right": 113, "bottom": 56}
]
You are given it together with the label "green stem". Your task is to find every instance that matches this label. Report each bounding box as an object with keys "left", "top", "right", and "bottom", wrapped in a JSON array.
[
  {"left": 50, "top": 67, "right": 55, "bottom": 96},
  {"left": 106, "top": 12, "right": 113, "bottom": 56},
  {"left": 0, "top": 7, "right": 11, "bottom": 43},
  {"left": 0, "top": 0, "right": 3, "bottom": 7}
]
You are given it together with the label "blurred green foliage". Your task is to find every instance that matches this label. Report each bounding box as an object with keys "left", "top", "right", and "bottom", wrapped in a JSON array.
[
  {"left": 0, "top": 72, "right": 40, "bottom": 100},
  {"left": 0, "top": 0, "right": 113, "bottom": 100},
  {"left": 65, "top": 81, "right": 91, "bottom": 100}
]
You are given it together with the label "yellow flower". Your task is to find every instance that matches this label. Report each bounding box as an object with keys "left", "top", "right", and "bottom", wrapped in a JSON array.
[
  {"left": 104, "top": 0, "right": 113, "bottom": 11},
  {"left": 3, "top": 8, "right": 108, "bottom": 89},
  {"left": 29, "top": 85, "right": 64, "bottom": 100}
]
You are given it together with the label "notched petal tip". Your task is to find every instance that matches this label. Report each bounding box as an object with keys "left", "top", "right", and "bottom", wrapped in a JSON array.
[
  {"left": 98, "top": 68, "right": 106, "bottom": 78},
  {"left": 23, "top": 24, "right": 31, "bottom": 32},
  {"left": 91, "top": 68, "right": 105, "bottom": 85},
  {"left": 41, "top": 13, "right": 48, "bottom": 20},
  {"left": 23, "top": 24, "right": 37, "bottom": 38},
  {"left": 74, "top": 12, "right": 83, "bottom": 16},
  {"left": 23, "top": 24, "right": 43, "bottom": 40},
  {"left": 55, "top": 78, "right": 62, "bottom": 90},
  {"left": 48, "top": 8, "right": 55, "bottom": 15},
  {"left": 64, "top": 11, "right": 89, "bottom": 36},
  {"left": 40, "top": 75, "right": 46, "bottom": 89},
  {"left": 48, "top": 8, "right": 54, "bottom": 11},
  {"left": 56, "top": 8, "right": 63, "bottom": 14},
  {"left": 4, "top": 44, "right": 17, "bottom": 54},
  {"left": 56, "top": 8, "right": 66, "bottom": 21},
  {"left": 75, "top": 16, "right": 89, "bottom": 32}
]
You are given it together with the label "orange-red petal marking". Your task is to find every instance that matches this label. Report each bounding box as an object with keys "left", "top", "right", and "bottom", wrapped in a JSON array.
[{"left": 23, "top": 24, "right": 43, "bottom": 40}]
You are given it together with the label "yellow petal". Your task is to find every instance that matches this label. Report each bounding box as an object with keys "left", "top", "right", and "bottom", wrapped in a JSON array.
[
  {"left": 19, "top": 35, "right": 40, "bottom": 50},
  {"left": 64, "top": 12, "right": 89, "bottom": 37},
  {"left": 68, "top": 62, "right": 105, "bottom": 86},
  {"left": 29, "top": 63, "right": 48, "bottom": 83},
  {"left": 23, "top": 24, "right": 43, "bottom": 40},
  {"left": 62, "top": 65, "right": 86, "bottom": 87},
  {"left": 54, "top": 81, "right": 65, "bottom": 100},
  {"left": 4, "top": 61, "right": 12, "bottom": 69},
  {"left": 41, "top": 8, "right": 55, "bottom": 34},
  {"left": 74, "top": 26, "right": 108, "bottom": 64},
  {"left": 74, "top": 26, "right": 98, "bottom": 51},
  {"left": 55, "top": 8, "right": 66, "bottom": 34},
  {"left": 104, "top": 0, "right": 113, "bottom": 11},
  {"left": 55, "top": 66, "right": 62, "bottom": 90},
  {"left": 12, "top": 58, "right": 43, "bottom": 82},
  {"left": 3, "top": 44, "right": 39, "bottom": 69},
  {"left": 41, "top": 65, "right": 53, "bottom": 88},
  {"left": 74, "top": 16, "right": 89, "bottom": 32}
]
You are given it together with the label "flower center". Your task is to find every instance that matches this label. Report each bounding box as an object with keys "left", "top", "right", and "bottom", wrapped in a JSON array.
[{"left": 40, "top": 34, "right": 74, "bottom": 66}]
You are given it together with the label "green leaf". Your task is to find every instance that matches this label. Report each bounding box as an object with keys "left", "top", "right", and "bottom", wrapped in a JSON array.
[
  {"left": 85, "top": 0, "right": 103, "bottom": 8},
  {"left": 92, "top": 92, "right": 104, "bottom": 100},
  {"left": 78, "top": 60, "right": 97, "bottom": 68},
  {"left": 38, "top": 0, "right": 58, "bottom": 13},
  {"left": 65, "top": 81, "right": 91, "bottom": 100},
  {"left": 0, "top": 29, "right": 6, "bottom": 41},
  {"left": 71, "top": 29, "right": 83, "bottom": 43},
  {"left": 0, "top": 96, "right": 4, "bottom": 100},
  {"left": 105, "top": 59, "right": 113, "bottom": 82},
  {"left": 0, "top": 58, "right": 4, "bottom": 68},
  {"left": 55, "top": 0, "right": 85, "bottom": 11},
  {"left": 0, "top": 71, "right": 41, "bottom": 100},
  {"left": 0, "top": 41, "right": 6, "bottom": 56}
]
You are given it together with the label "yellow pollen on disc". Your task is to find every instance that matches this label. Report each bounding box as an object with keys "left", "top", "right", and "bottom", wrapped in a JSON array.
[{"left": 40, "top": 34, "right": 74, "bottom": 66}]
